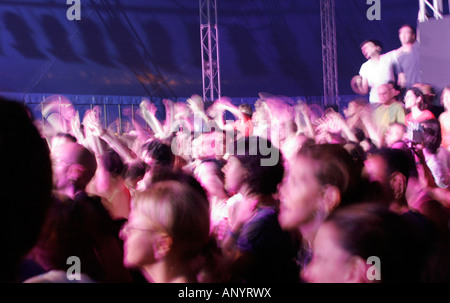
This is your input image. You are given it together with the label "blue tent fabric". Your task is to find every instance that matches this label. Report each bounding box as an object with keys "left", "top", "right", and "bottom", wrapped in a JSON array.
[{"left": 0, "top": 0, "right": 447, "bottom": 122}]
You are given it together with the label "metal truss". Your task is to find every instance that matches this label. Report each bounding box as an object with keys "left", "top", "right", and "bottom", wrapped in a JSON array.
[
  {"left": 320, "top": 0, "right": 338, "bottom": 107},
  {"left": 199, "top": 0, "right": 221, "bottom": 102},
  {"left": 418, "top": 0, "right": 446, "bottom": 22}
]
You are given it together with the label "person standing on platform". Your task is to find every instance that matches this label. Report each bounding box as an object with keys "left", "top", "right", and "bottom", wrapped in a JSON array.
[
  {"left": 396, "top": 24, "right": 422, "bottom": 90},
  {"left": 351, "top": 40, "right": 400, "bottom": 105}
]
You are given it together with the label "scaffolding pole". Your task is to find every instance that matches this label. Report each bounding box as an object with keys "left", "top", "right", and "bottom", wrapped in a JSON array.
[
  {"left": 199, "top": 0, "right": 221, "bottom": 102},
  {"left": 418, "top": 0, "right": 444, "bottom": 22},
  {"left": 320, "top": 0, "right": 338, "bottom": 107}
]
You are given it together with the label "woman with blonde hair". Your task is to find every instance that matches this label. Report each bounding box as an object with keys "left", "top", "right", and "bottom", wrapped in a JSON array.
[{"left": 120, "top": 177, "right": 226, "bottom": 283}]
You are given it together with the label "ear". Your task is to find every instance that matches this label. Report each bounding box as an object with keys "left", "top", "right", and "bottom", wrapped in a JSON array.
[
  {"left": 344, "top": 256, "right": 368, "bottom": 283},
  {"left": 319, "top": 185, "right": 341, "bottom": 214},
  {"left": 389, "top": 172, "right": 407, "bottom": 200},
  {"left": 153, "top": 234, "right": 173, "bottom": 260},
  {"left": 67, "top": 163, "right": 85, "bottom": 181}
]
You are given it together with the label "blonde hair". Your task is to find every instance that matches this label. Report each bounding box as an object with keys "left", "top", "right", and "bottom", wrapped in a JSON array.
[{"left": 133, "top": 180, "right": 210, "bottom": 261}]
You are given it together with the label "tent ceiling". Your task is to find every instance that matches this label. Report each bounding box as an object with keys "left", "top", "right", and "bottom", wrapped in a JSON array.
[{"left": 0, "top": 0, "right": 420, "bottom": 99}]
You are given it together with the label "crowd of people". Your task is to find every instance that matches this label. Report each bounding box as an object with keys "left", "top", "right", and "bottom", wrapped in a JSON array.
[{"left": 2, "top": 23, "right": 450, "bottom": 283}]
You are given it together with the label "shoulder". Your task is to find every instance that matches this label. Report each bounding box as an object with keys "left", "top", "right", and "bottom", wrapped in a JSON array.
[
  {"left": 391, "top": 101, "right": 405, "bottom": 110},
  {"left": 423, "top": 110, "right": 436, "bottom": 118},
  {"left": 359, "top": 60, "right": 371, "bottom": 73},
  {"left": 360, "top": 60, "right": 370, "bottom": 67},
  {"left": 239, "top": 207, "right": 278, "bottom": 236},
  {"left": 381, "top": 50, "right": 398, "bottom": 62},
  {"left": 242, "top": 207, "right": 277, "bottom": 230},
  {"left": 395, "top": 101, "right": 405, "bottom": 108},
  {"left": 237, "top": 207, "right": 290, "bottom": 251},
  {"left": 439, "top": 112, "right": 449, "bottom": 121}
]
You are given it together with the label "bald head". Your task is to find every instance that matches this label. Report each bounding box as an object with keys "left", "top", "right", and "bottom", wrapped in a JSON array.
[
  {"left": 378, "top": 84, "right": 394, "bottom": 105},
  {"left": 52, "top": 143, "right": 97, "bottom": 191}
]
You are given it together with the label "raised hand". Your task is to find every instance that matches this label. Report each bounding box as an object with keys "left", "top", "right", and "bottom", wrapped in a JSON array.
[
  {"left": 162, "top": 98, "right": 174, "bottom": 109},
  {"left": 83, "top": 107, "right": 104, "bottom": 137},
  {"left": 140, "top": 98, "right": 157, "bottom": 116}
]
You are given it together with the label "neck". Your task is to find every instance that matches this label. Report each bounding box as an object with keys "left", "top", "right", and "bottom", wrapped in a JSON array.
[
  {"left": 370, "top": 53, "right": 380, "bottom": 61},
  {"left": 239, "top": 184, "right": 252, "bottom": 199},
  {"left": 382, "top": 99, "right": 395, "bottom": 106},
  {"left": 299, "top": 213, "right": 326, "bottom": 244},
  {"left": 142, "top": 259, "right": 193, "bottom": 283},
  {"left": 402, "top": 43, "right": 414, "bottom": 52},
  {"left": 411, "top": 106, "right": 422, "bottom": 117}
]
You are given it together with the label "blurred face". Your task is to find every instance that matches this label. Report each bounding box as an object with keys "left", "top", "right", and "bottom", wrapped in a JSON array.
[
  {"left": 223, "top": 156, "right": 247, "bottom": 195},
  {"left": 385, "top": 124, "right": 406, "bottom": 147},
  {"left": 120, "top": 210, "right": 160, "bottom": 268},
  {"left": 51, "top": 143, "right": 75, "bottom": 190},
  {"left": 404, "top": 90, "right": 419, "bottom": 109},
  {"left": 302, "top": 222, "right": 356, "bottom": 283},
  {"left": 344, "top": 101, "right": 358, "bottom": 118},
  {"left": 377, "top": 85, "right": 393, "bottom": 104},
  {"left": 363, "top": 154, "right": 388, "bottom": 185},
  {"left": 399, "top": 26, "right": 415, "bottom": 45},
  {"left": 361, "top": 42, "right": 379, "bottom": 59},
  {"left": 279, "top": 155, "right": 323, "bottom": 231}
]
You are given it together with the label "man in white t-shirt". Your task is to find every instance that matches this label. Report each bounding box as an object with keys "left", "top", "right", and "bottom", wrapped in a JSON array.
[{"left": 352, "top": 40, "right": 399, "bottom": 105}]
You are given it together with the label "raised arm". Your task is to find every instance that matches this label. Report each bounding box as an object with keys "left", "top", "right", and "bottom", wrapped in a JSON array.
[
  {"left": 294, "top": 103, "right": 316, "bottom": 139},
  {"left": 358, "top": 107, "right": 382, "bottom": 148},
  {"left": 207, "top": 98, "right": 236, "bottom": 132},
  {"left": 70, "top": 110, "right": 87, "bottom": 146},
  {"left": 187, "top": 94, "right": 211, "bottom": 126},
  {"left": 84, "top": 108, "right": 137, "bottom": 165},
  {"left": 139, "top": 98, "right": 165, "bottom": 138}
]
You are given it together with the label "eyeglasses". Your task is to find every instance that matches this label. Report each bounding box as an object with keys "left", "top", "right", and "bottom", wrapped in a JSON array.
[{"left": 120, "top": 223, "right": 160, "bottom": 235}]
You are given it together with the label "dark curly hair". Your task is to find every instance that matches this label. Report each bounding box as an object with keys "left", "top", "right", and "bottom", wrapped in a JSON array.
[{"left": 406, "top": 87, "right": 427, "bottom": 111}]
